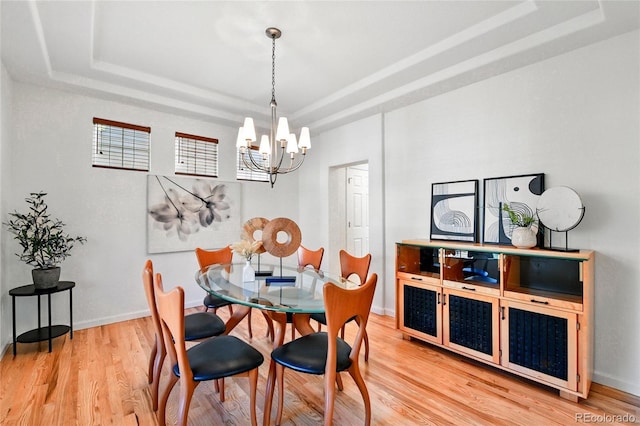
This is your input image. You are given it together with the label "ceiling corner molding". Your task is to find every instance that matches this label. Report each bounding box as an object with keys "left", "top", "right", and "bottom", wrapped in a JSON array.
[{"left": 27, "top": 0, "right": 52, "bottom": 76}]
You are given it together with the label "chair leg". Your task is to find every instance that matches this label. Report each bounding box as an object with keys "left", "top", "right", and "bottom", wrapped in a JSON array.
[
  {"left": 324, "top": 370, "right": 338, "bottom": 426},
  {"left": 336, "top": 373, "right": 344, "bottom": 391},
  {"left": 275, "top": 364, "right": 286, "bottom": 426},
  {"left": 158, "top": 374, "right": 179, "bottom": 426},
  {"left": 176, "top": 380, "right": 198, "bottom": 426},
  {"left": 219, "top": 378, "right": 225, "bottom": 402},
  {"left": 227, "top": 304, "right": 234, "bottom": 315},
  {"left": 247, "top": 308, "right": 254, "bottom": 339},
  {"left": 363, "top": 329, "right": 370, "bottom": 362},
  {"left": 150, "top": 343, "right": 166, "bottom": 411},
  {"left": 147, "top": 341, "right": 157, "bottom": 384},
  {"left": 347, "top": 364, "right": 371, "bottom": 426},
  {"left": 262, "top": 312, "right": 275, "bottom": 341},
  {"left": 248, "top": 368, "right": 259, "bottom": 426}
]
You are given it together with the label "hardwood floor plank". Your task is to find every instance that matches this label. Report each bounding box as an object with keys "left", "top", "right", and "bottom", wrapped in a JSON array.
[{"left": 1, "top": 309, "right": 638, "bottom": 425}]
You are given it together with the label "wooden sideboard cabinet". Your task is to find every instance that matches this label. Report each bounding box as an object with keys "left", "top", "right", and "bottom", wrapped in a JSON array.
[{"left": 396, "top": 239, "right": 594, "bottom": 401}]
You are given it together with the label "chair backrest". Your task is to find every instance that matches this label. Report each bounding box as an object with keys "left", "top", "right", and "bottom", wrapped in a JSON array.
[
  {"left": 339, "top": 250, "right": 372, "bottom": 285},
  {"left": 142, "top": 260, "right": 164, "bottom": 353},
  {"left": 195, "top": 246, "right": 233, "bottom": 270},
  {"left": 324, "top": 273, "right": 377, "bottom": 369},
  {"left": 154, "top": 273, "right": 193, "bottom": 383},
  {"left": 297, "top": 245, "right": 324, "bottom": 270}
]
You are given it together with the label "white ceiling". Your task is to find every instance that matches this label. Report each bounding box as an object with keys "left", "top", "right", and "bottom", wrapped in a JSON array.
[{"left": 2, "top": 1, "right": 639, "bottom": 134}]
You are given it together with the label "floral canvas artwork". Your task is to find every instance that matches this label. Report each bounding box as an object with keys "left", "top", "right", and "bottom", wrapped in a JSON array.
[{"left": 147, "top": 175, "right": 241, "bottom": 253}]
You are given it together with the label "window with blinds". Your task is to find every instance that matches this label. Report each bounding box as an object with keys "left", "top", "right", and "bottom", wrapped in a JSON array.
[
  {"left": 175, "top": 132, "right": 218, "bottom": 177},
  {"left": 237, "top": 148, "right": 269, "bottom": 182},
  {"left": 92, "top": 118, "right": 150, "bottom": 171}
]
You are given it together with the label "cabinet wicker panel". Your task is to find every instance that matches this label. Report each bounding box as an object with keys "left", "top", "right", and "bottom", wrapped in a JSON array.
[
  {"left": 448, "top": 295, "right": 493, "bottom": 355},
  {"left": 508, "top": 307, "right": 568, "bottom": 380},
  {"left": 404, "top": 285, "right": 438, "bottom": 337}
]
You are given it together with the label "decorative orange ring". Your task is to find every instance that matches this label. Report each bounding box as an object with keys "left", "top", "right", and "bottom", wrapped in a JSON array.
[
  {"left": 241, "top": 217, "right": 269, "bottom": 254},
  {"left": 261, "top": 217, "right": 302, "bottom": 258}
]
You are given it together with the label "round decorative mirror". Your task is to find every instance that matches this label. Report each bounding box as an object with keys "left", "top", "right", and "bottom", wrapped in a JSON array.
[
  {"left": 536, "top": 186, "right": 585, "bottom": 231},
  {"left": 536, "top": 186, "right": 585, "bottom": 251}
]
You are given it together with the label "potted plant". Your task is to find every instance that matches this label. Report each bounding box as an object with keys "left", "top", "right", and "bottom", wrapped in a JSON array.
[
  {"left": 4, "top": 192, "right": 86, "bottom": 289},
  {"left": 502, "top": 202, "right": 538, "bottom": 248}
]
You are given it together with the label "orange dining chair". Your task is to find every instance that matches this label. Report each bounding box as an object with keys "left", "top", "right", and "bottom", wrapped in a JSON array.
[
  {"left": 311, "top": 250, "right": 372, "bottom": 361},
  {"left": 195, "top": 246, "right": 255, "bottom": 338},
  {"left": 154, "top": 273, "right": 264, "bottom": 426},
  {"left": 142, "top": 260, "right": 226, "bottom": 411},
  {"left": 195, "top": 247, "right": 234, "bottom": 315},
  {"left": 298, "top": 245, "right": 324, "bottom": 272},
  {"left": 267, "top": 273, "right": 378, "bottom": 426},
  {"left": 196, "top": 246, "right": 275, "bottom": 342},
  {"left": 281, "top": 245, "right": 326, "bottom": 341}
]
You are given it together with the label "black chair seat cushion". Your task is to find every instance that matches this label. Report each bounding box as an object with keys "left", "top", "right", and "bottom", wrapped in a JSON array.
[
  {"left": 173, "top": 335, "right": 264, "bottom": 381},
  {"left": 310, "top": 312, "right": 326, "bottom": 325},
  {"left": 271, "top": 332, "right": 352, "bottom": 375},
  {"left": 311, "top": 312, "right": 356, "bottom": 326},
  {"left": 203, "top": 293, "right": 232, "bottom": 309},
  {"left": 184, "top": 312, "right": 226, "bottom": 341}
]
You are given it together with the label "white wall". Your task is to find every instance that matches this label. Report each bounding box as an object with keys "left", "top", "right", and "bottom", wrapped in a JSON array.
[
  {"left": 307, "top": 31, "right": 639, "bottom": 395},
  {"left": 299, "top": 114, "right": 387, "bottom": 314},
  {"left": 1, "top": 82, "right": 300, "bottom": 341},
  {"left": 0, "top": 62, "right": 13, "bottom": 351}
]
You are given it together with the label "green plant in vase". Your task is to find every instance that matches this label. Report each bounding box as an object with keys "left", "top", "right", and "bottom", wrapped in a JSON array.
[
  {"left": 4, "top": 192, "right": 86, "bottom": 288},
  {"left": 502, "top": 203, "right": 537, "bottom": 228},
  {"left": 502, "top": 202, "right": 538, "bottom": 248}
]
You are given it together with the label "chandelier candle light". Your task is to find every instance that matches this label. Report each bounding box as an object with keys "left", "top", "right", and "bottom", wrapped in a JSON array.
[{"left": 236, "top": 27, "right": 311, "bottom": 188}]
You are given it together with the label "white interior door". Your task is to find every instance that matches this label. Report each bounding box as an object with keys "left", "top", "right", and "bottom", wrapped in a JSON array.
[{"left": 346, "top": 164, "right": 369, "bottom": 256}]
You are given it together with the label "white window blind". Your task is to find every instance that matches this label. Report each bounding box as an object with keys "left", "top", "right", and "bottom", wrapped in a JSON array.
[
  {"left": 175, "top": 132, "right": 218, "bottom": 177},
  {"left": 237, "top": 148, "right": 268, "bottom": 182},
  {"left": 92, "top": 118, "right": 150, "bottom": 171}
]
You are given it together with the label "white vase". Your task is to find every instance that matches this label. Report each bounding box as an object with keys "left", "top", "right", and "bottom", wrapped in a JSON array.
[
  {"left": 243, "top": 260, "right": 255, "bottom": 282},
  {"left": 511, "top": 227, "right": 537, "bottom": 248}
]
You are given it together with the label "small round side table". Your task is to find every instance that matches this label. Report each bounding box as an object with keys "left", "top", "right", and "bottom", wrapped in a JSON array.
[{"left": 9, "top": 281, "right": 75, "bottom": 356}]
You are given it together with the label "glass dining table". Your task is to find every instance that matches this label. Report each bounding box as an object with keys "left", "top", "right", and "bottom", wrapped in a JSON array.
[{"left": 195, "top": 262, "right": 358, "bottom": 425}]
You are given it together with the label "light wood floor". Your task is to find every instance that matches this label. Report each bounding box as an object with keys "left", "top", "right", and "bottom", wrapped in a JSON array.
[{"left": 1, "top": 308, "right": 638, "bottom": 425}]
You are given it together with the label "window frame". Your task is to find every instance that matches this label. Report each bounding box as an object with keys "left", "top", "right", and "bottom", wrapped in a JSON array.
[
  {"left": 92, "top": 117, "right": 150, "bottom": 172},
  {"left": 174, "top": 132, "right": 219, "bottom": 178},
  {"left": 237, "top": 146, "right": 269, "bottom": 182}
]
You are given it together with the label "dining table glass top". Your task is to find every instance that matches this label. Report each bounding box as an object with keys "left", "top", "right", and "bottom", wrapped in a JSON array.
[{"left": 196, "top": 263, "right": 357, "bottom": 314}]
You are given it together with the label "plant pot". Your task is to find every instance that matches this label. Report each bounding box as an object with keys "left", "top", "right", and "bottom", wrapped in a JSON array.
[
  {"left": 511, "top": 227, "right": 537, "bottom": 249},
  {"left": 32, "top": 267, "right": 61, "bottom": 289}
]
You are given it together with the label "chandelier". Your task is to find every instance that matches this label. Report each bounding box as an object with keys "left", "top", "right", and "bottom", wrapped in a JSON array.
[{"left": 236, "top": 27, "right": 311, "bottom": 188}]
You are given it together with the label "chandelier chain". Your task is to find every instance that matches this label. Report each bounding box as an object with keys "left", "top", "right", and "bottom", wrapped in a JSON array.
[{"left": 271, "top": 34, "right": 276, "bottom": 104}]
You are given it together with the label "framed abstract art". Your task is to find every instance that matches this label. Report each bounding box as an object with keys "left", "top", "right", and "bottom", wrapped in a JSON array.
[
  {"left": 482, "top": 173, "right": 544, "bottom": 245},
  {"left": 430, "top": 180, "right": 479, "bottom": 242},
  {"left": 147, "top": 175, "right": 242, "bottom": 253}
]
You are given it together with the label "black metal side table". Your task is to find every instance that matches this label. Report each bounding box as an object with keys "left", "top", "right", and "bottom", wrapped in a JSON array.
[{"left": 9, "top": 281, "right": 74, "bottom": 355}]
